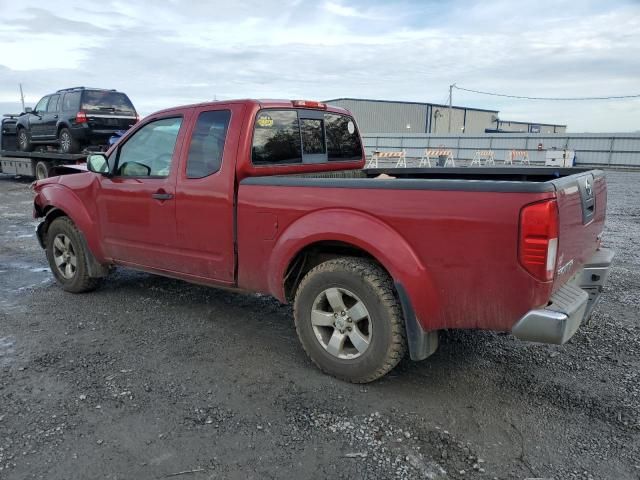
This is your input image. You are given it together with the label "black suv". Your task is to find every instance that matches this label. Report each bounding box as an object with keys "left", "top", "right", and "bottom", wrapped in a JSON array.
[{"left": 16, "top": 87, "right": 138, "bottom": 154}]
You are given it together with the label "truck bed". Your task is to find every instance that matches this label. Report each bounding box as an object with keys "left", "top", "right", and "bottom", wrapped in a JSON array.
[
  {"left": 243, "top": 167, "right": 601, "bottom": 193},
  {"left": 238, "top": 167, "right": 606, "bottom": 333}
]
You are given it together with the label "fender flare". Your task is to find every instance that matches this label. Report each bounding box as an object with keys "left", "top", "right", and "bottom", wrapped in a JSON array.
[
  {"left": 34, "top": 183, "right": 107, "bottom": 263},
  {"left": 267, "top": 208, "right": 440, "bottom": 331}
]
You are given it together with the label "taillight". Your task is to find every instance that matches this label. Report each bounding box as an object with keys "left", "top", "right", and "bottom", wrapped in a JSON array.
[
  {"left": 519, "top": 199, "right": 559, "bottom": 281},
  {"left": 292, "top": 100, "right": 327, "bottom": 109},
  {"left": 75, "top": 111, "right": 87, "bottom": 124}
]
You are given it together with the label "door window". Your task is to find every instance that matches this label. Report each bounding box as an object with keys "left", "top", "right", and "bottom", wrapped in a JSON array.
[
  {"left": 115, "top": 117, "right": 182, "bottom": 177},
  {"left": 186, "top": 110, "right": 231, "bottom": 178},
  {"left": 47, "top": 95, "right": 60, "bottom": 113},
  {"left": 34, "top": 97, "right": 49, "bottom": 114}
]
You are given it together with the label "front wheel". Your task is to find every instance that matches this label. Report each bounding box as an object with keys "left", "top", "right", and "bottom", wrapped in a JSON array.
[
  {"left": 294, "top": 257, "right": 407, "bottom": 383},
  {"left": 17, "top": 128, "right": 34, "bottom": 152},
  {"left": 45, "top": 217, "right": 101, "bottom": 293}
]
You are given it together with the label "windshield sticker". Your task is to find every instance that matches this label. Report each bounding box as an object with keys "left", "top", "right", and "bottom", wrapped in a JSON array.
[
  {"left": 257, "top": 114, "right": 274, "bottom": 128},
  {"left": 347, "top": 120, "right": 355, "bottom": 134}
]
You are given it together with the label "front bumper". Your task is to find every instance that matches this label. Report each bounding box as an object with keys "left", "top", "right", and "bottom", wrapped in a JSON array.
[{"left": 512, "top": 248, "right": 614, "bottom": 344}]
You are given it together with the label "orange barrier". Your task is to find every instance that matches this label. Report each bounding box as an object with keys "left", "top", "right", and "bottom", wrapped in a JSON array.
[
  {"left": 506, "top": 150, "right": 530, "bottom": 165},
  {"left": 367, "top": 150, "right": 407, "bottom": 168},
  {"left": 418, "top": 149, "right": 455, "bottom": 167},
  {"left": 470, "top": 150, "right": 495, "bottom": 166}
]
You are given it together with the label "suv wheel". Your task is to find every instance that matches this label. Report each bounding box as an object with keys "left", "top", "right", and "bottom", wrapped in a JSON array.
[
  {"left": 17, "top": 128, "right": 34, "bottom": 152},
  {"left": 58, "top": 128, "right": 80, "bottom": 154},
  {"left": 293, "top": 257, "right": 407, "bottom": 383}
]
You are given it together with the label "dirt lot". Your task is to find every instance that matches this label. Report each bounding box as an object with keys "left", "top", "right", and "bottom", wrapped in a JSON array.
[{"left": 0, "top": 171, "right": 638, "bottom": 480}]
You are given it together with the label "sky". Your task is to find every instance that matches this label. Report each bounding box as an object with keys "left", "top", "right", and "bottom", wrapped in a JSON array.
[{"left": 0, "top": 0, "right": 639, "bottom": 132}]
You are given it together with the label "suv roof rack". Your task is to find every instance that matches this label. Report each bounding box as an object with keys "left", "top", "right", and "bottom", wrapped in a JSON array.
[{"left": 56, "top": 87, "right": 117, "bottom": 93}]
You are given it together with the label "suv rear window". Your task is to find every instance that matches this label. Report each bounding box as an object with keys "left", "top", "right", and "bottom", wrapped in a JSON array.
[
  {"left": 251, "top": 109, "right": 361, "bottom": 165},
  {"left": 81, "top": 90, "right": 136, "bottom": 114}
]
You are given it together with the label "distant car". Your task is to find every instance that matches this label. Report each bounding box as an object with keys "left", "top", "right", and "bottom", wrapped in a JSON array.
[{"left": 16, "top": 87, "right": 138, "bottom": 154}]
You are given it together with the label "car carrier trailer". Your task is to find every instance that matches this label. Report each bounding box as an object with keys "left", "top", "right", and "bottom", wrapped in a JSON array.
[{"left": 1, "top": 114, "right": 88, "bottom": 179}]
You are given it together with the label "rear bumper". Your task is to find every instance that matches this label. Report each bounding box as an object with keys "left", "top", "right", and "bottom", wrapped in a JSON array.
[{"left": 512, "top": 247, "right": 614, "bottom": 344}]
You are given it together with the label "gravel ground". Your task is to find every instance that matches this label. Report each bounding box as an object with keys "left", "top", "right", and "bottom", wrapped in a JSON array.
[{"left": 0, "top": 171, "right": 638, "bottom": 480}]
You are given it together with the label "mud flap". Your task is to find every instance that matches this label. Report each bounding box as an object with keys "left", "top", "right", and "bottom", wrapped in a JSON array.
[{"left": 395, "top": 282, "right": 439, "bottom": 361}]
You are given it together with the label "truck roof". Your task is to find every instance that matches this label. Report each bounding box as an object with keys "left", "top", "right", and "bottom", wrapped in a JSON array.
[{"left": 148, "top": 99, "right": 352, "bottom": 117}]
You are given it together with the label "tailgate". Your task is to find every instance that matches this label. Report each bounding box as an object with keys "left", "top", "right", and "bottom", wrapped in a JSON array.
[{"left": 552, "top": 170, "right": 607, "bottom": 290}]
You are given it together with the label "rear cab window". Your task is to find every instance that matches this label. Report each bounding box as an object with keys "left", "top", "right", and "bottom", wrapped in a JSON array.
[
  {"left": 81, "top": 90, "right": 136, "bottom": 115},
  {"left": 251, "top": 109, "right": 361, "bottom": 166}
]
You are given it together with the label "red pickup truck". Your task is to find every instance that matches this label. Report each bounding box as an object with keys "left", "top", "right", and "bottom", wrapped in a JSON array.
[{"left": 32, "top": 99, "right": 614, "bottom": 383}]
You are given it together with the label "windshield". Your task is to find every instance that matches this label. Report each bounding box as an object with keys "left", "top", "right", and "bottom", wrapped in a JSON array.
[{"left": 81, "top": 90, "right": 136, "bottom": 114}]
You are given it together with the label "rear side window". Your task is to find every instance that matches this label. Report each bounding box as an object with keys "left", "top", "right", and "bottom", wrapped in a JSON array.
[
  {"left": 186, "top": 110, "right": 231, "bottom": 178},
  {"left": 62, "top": 91, "right": 81, "bottom": 111},
  {"left": 251, "top": 110, "right": 362, "bottom": 165},
  {"left": 46, "top": 95, "right": 60, "bottom": 112},
  {"left": 81, "top": 90, "right": 136, "bottom": 114}
]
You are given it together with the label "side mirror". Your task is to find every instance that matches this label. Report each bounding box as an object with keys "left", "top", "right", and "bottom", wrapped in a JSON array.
[
  {"left": 25, "top": 107, "right": 33, "bottom": 114},
  {"left": 86, "top": 154, "right": 109, "bottom": 175}
]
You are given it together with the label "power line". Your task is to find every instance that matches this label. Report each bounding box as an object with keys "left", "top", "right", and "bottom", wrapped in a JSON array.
[{"left": 453, "top": 85, "right": 640, "bottom": 101}]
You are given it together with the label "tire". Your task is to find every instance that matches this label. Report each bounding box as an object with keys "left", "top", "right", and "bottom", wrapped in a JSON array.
[
  {"left": 17, "top": 128, "right": 34, "bottom": 152},
  {"left": 34, "top": 161, "right": 51, "bottom": 180},
  {"left": 58, "top": 127, "right": 80, "bottom": 154},
  {"left": 45, "top": 216, "right": 101, "bottom": 293},
  {"left": 294, "top": 257, "right": 407, "bottom": 383}
]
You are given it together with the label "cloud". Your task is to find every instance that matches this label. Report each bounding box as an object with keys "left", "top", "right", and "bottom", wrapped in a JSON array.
[
  {"left": 0, "top": 0, "right": 638, "bottom": 131},
  {"left": 323, "top": 1, "right": 382, "bottom": 20}
]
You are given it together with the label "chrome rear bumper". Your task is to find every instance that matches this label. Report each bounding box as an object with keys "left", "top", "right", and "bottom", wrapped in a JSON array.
[{"left": 512, "top": 248, "right": 614, "bottom": 344}]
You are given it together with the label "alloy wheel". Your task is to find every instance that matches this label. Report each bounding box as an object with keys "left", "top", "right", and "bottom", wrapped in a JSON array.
[
  {"left": 52, "top": 234, "right": 77, "bottom": 279},
  {"left": 311, "top": 287, "right": 372, "bottom": 359}
]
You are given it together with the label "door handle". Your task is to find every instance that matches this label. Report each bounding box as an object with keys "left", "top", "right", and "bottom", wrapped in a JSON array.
[
  {"left": 53, "top": 115, "right": 58, "bottom": 119},
  {"left": 152, "top": 192, "right": 174, "bottom": 201}
]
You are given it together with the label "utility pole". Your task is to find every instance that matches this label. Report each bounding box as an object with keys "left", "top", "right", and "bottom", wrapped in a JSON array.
[
  {"left": 448, "top": 83, "right": 455, "bottom": 134},
  {"left": 19, "top": 84, "right": 25, "bottom": 112}
]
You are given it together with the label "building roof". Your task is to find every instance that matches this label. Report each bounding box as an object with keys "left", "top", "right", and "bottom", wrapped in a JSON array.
[
  {"left": 324, "top": 97, "right": 499, "bottom": 114},
  {"left": 499, "top": 118, "right": 567, "bottom": 128}
]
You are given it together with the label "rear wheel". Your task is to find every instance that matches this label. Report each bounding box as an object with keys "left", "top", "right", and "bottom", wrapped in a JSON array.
[
  {"left": 17, "top": 128, "right": 34, "bottom": 152},
  {"left": 45, "top": 217, "right": 101, "bottom": 293},
  {"left": 58, "top": 128, "right": 80, "bottom": 154},
  {"left": 294, "top": 257, "right": 407, "bottom": 383},
  {"left": 34, "top": 160, "right": 51, "bottom": 180}
]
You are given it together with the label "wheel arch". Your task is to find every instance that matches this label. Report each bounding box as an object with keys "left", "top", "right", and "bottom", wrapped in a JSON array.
[
  {"left": 34, "top": 185, "right": 106, "bottom": 262},
  {"left": 56, "top": 121, "right": 71, "bottom": 135},
  {"left": 37, "top": 205, "right": 109, "bottom": 278},
  {"left": 269, "top": 208, "right": 440, "bottom": 332}
]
